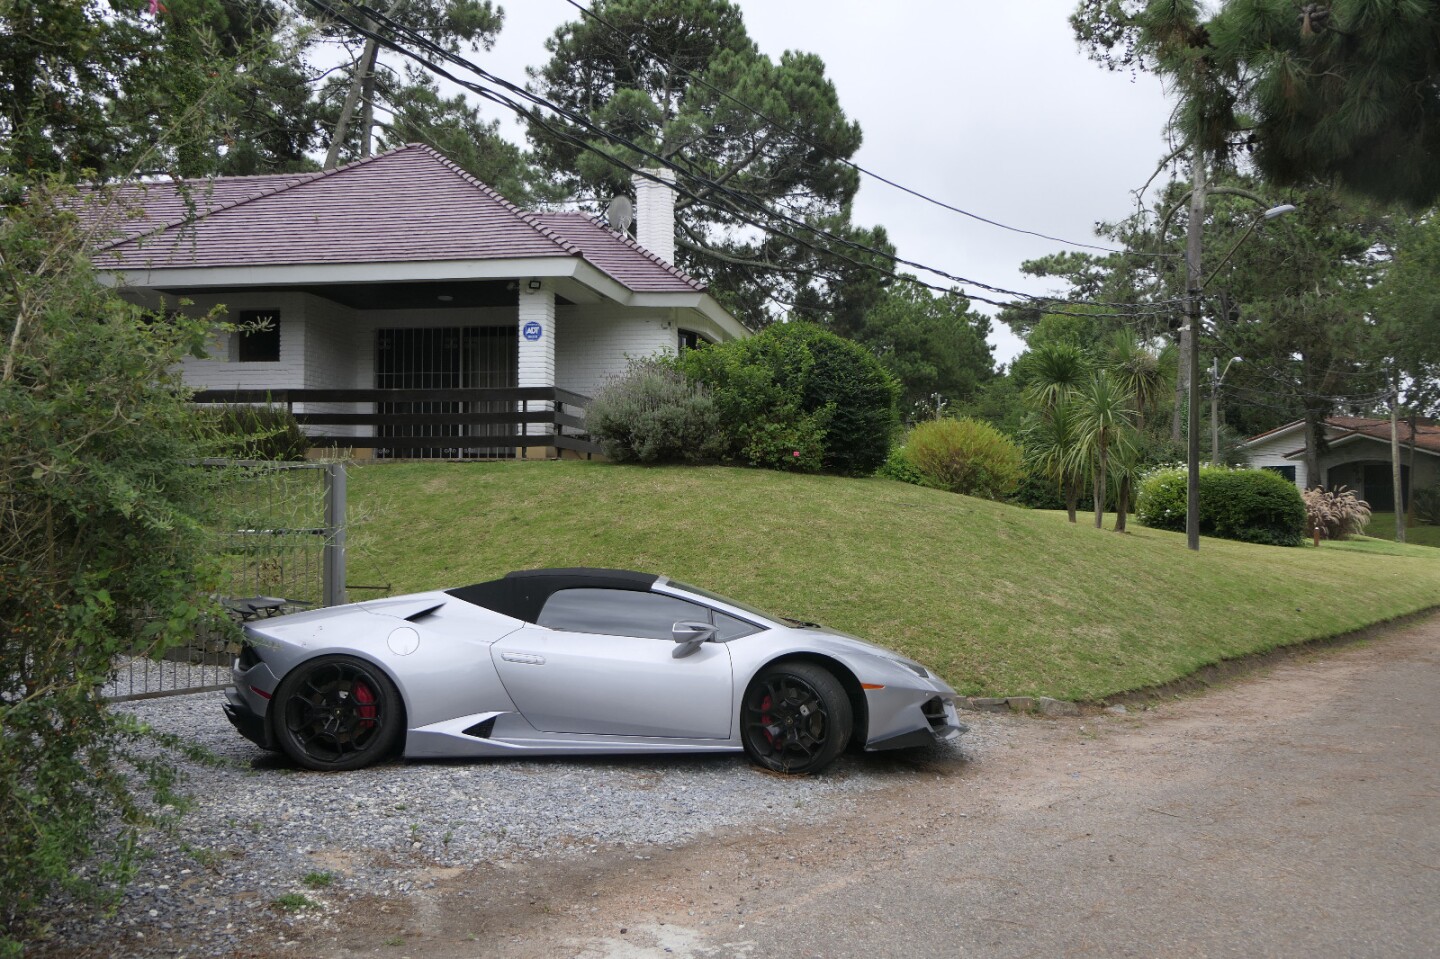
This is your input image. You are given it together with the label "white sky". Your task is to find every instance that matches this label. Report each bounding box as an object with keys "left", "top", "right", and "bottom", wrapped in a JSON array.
[{"left": 469, "top": 0, "right": 1179, "bottom": 366}]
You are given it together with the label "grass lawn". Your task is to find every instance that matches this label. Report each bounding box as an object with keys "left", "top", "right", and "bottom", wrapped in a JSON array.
[
  {"left": 1360, "top": 512, "right": 1440, "bottom": 549},
  {"left": 347, "top": 461, "right": 1440, "bottom": 702}
]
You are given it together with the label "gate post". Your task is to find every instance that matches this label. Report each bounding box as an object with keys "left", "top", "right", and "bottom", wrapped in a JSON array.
[{"left": 323, "top": 463, "right": 347, "bottom": 607}]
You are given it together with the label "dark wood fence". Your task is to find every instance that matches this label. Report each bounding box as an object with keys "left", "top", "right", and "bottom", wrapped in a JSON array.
[{"left": 191, "top": 387, "right": 599, "bottom": 457}]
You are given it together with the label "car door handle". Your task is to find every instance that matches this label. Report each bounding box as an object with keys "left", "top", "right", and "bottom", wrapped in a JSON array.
[{"left": 501, "top": 652, "right": 545, "bottom": 665}]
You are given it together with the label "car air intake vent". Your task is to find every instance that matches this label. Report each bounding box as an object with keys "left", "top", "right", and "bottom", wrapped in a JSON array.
[
  {"left": 921, "top": 697, "right": 947, "bottom": 728},
  {"left": 237, "top": 644, "right": 261, "bottom": 670},
  {"left": 462, "top": 718, "right": 496, "bottom": 739}
]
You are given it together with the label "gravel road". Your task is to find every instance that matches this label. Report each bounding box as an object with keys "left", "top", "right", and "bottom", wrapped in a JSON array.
[{"left": 30, "top": 691, "right": 984, "bottom": 957}]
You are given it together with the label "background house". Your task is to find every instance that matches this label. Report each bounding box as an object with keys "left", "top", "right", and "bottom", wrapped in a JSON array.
[
  {"left": 1241, "top": 417, "right": 1440, "bottom": 509},
  {"left": 85, "top": 145, "right": 746, "bottom": 456}
]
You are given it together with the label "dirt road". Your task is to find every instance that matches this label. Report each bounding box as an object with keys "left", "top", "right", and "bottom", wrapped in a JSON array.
[{"left": 312, "top": 616, "right": 1440, "bottom": 958}]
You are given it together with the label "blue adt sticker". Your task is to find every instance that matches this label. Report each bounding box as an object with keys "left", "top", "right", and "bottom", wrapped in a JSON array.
[{"left": 522, "top": 321, "right": 543, "bottom": 342}]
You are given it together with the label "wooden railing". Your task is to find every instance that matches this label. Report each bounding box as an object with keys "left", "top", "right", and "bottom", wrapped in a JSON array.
[{"left": 191, "top": 387, "right": 599, "bottom": 457}]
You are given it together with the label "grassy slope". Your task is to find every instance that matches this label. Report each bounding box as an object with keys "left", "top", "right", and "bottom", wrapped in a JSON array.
[
  {"left": 347, "top": 461, "right": 1440, "bottom": 701},
  {"left": 1362, "top": 512, "right": 1440, "bottom": 549}
]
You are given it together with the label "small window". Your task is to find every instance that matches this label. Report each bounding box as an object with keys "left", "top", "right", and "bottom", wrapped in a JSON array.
[
  {"left": 538, "top": 588, "right": 710, "bottom": 640},
  {"left": 1261, "top": 465, "right": 1297, "bottom": 483},
  {"left": 712, "top": 610, "right": 760, "bottom": 641},
  {"left": 677, "top": 328, "right": 711, "bottom": 352},
  {"left": 237, "top": 310, "right": 280, "bottom": 362}
]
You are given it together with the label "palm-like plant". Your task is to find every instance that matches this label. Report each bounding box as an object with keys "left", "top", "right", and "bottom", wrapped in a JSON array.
[
  {"left": 1104, "top": 331, "right": 1174, "bottom": 433},
  {"left": 1022, "top": 399, "right": 1085, "bottom": 523},
  {"left": 1069, "top": 372, "right": 1137, "bottom": 530},
  {"left": 1022, "top": 342, "right": 1090, "bottom": 415}
]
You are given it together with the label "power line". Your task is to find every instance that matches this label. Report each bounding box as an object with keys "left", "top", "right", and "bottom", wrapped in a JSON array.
[
  {"left": 300, "top": 0, "right": 1187, "bottom": 321},
  {"left": 554, "top": 0, "right": 1184, "bottom": 260}
]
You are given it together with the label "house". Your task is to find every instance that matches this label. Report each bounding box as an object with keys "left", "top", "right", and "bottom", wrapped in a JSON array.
[
  {"left": 1241, "top": 417, "right": 1440, "bottom": 509},
  {"left": 84, "top": 144, "right": 747, "bottom": 457}
]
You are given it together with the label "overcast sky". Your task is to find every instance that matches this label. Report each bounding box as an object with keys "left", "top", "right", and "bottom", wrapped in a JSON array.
[{"left": 468, "top": 0, "right": 1179, "bottom": 365}]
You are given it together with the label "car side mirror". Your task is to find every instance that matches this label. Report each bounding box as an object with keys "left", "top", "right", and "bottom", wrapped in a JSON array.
[{"left": 671, "top": 621, "right": 716, "bottom": 658}]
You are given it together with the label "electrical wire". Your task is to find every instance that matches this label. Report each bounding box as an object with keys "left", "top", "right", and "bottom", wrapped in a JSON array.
[
  {"left": 554, "top": 0, "right": 1185, "bottom": 260},
  {"left": 301, "top": 0, "right": 1188, "bottom": 320}
]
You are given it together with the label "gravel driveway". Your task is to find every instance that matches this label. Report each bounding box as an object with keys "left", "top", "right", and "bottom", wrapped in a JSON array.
[{"left": 31, "top": 691, "right": 982, "bottom": 957}]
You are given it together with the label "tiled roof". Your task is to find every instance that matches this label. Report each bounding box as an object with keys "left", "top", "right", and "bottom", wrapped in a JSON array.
[
  {"left": 535, "top": 212, "right": 704, "bottom": 293},
  {"left": 1250, "top": 416, "right": 1440, "bottom": 456},
  {"left": 1327, "top": 416, "right": 1440, "bottom": 453},
  {"left": 83, "top": 145, "right": 705, "bottom": 295}
]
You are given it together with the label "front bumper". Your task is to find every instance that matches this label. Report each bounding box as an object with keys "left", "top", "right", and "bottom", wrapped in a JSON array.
[
  {"left": 223, "top": 687, "right": 274, "bottom": 750},
  {"left": 864, "top": 690, "right": 968, "bottom": 752}
]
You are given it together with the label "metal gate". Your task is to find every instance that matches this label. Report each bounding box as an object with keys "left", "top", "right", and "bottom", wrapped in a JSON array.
[
  {"left": 375, "top": 325, "right": 517, "bottom": 459},
  {"left": 104, "top": 461, "right": 347, "bottom": 701}
]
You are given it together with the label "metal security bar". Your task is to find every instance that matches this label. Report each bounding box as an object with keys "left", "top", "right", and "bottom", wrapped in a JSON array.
[{"left": 376, "top": 325, "right": 516, "bottom": 459}]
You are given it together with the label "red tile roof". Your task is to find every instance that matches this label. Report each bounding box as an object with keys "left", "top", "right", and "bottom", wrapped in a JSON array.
[
  {"left": 83, "top": 145, "right": 704, "bottom": 295},
  {"left": 1327, "top": 416, "right": 1440, "bottom": 453}
]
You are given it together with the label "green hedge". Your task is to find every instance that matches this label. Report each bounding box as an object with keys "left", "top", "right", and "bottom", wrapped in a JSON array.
[{"left": 1137, "top": 466, "right": 1306, "bottom": 546}]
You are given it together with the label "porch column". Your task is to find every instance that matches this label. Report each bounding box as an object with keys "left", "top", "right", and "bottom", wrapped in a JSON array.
[{"left": 517, "top": 281, "right": 555, "bottom": 453}]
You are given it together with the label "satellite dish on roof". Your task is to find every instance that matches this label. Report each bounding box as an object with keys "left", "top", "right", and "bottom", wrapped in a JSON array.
[{"left": 606, "top": 194, "right": 634, "bottom": 235}]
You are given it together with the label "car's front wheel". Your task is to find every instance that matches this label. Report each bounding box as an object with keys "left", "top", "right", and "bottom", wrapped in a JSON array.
[
  {"left": 741, "top": 662, "right": 852, "bottom": 775},
  {"left": 272, "top": 655, "right": 402, "bottom": 771}
]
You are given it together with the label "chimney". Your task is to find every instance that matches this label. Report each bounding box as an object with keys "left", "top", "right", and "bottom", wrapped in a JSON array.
[{"left": 632, "top": 168, "right": 676, "bottom": 264}]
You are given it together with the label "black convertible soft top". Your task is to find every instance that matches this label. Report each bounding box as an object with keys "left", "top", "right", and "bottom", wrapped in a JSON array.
[{"left": 445, "top": 568, "right": 660, "bottom": 624}]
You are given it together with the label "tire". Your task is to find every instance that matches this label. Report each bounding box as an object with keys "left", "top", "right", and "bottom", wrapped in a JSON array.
[
  {"left": 271, "top": 655, "right": 403, "bottom": 771},
  {"left": 740, "top": 662, "right": 853, "bottom": 775}
]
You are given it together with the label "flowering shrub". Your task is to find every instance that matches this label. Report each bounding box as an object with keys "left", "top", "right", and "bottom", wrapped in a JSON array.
[
  {"left": 585, "top": 357, "right": 724, "bottom": 464},
  {"left": 1302, "top": 485, "right": 1372, "bottom": 540}
]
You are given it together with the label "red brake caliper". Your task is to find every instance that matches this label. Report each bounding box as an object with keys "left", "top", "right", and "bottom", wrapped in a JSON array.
[
  {"left": 353, "top": 681, "right": 377, "bottom": 729},
  {"left": 760, "top": 693, "right": 775, "bottom": 746}
]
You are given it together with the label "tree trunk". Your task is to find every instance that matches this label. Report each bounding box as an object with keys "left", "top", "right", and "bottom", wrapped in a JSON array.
[
  {"left": 1302, "top": 405, "right": 1324, "bottom": 490},
  {"left": 1093, "top": 446, "right": 1108, "bottom": 530},
  {"left": 1065, "top": 477, "right": 1079, "bottom": 524},
  {"left": 1391, "top": 387, "right": 1406, "bottom": 543},
  {"left": 1114, "top": 475, "right": 1130, "bottom": 532}
]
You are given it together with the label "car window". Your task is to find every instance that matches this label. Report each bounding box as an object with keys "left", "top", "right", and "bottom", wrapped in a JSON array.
[
  {"left": 712, "top": 610, "right": 761, "bottom": 641},
  {"left": 537, "top": 588, "right": 710, "bottom": 640}
]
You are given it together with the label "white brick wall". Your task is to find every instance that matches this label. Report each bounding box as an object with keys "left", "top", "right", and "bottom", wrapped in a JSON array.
[
  {"left": 633, "top": 169, "right": 676, "bottom": 264},
  {"left": 518, "top": 285, "right": 556, "bottom": 435},
  {"left": 555, "top": 304, "right": 676, "bottom": 398}
]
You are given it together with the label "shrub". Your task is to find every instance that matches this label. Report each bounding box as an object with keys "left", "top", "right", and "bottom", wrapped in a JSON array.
[
  {"left": 1412, "top": 484, "right": 1440, "bottom": 525},
  {"left": 209, "top": 404, "right": 309, "bottom": 461},
  {"left": 1204, "top": 469, "right": 1307, "bottom": 546},
  {"left": 584, "top": 357, "right": 724, "bottom": 464},
  {"left": 900, "top": 417, "right": 1023, "bottom": 500},
  {"left": 875, "top": 444, "right": 927, "bottom": 486},
  {"left": 1303, "top": 485, "right": 1372, "bottom": 540},
  {"left": 1138, "top": 466, "right": 1306, "bottom": 546},
  {"left": 680, "top": 323, "right": 898, "bottom": 475}
]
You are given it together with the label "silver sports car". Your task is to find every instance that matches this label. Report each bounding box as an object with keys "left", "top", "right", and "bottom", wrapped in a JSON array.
[{"left": 223, "top": 568, "right": 965, "bottom": 775}]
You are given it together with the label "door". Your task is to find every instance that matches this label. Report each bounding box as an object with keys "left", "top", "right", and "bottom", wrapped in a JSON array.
[{"left": 491, "top": 588, "right": 734, "bottom": 739}]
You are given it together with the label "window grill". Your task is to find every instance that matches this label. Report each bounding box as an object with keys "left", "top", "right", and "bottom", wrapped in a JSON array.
[{"left": 375, "top": 325, "right": 517, "bottom": 459}]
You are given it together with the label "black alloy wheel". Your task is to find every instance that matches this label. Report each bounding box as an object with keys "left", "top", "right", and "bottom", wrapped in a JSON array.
[
  {"left": 740, "top": 662, "right": 852, "bottom": 775},
  {"left": 272, "top": 655, "right": 403, "bottom": 771}
]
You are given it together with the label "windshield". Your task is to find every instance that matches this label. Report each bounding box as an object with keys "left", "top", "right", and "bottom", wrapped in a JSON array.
[{"left": 663, "top": 579, "right": 796, "bottom": 625}]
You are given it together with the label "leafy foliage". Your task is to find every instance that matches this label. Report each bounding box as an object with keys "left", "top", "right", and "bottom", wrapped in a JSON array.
[
  {"left": 0, "top": 182, "right": 230, "bottom": 945},
  {"left": 679, "top": 323, "right": 898, "bottom": 475},
  {"left": 1138, "top": 466, "right": 1306, "bottom": 546},
  {"left": 584, "top": 357, "right": 724, "bottom": 464},
  {"left": 1413, "top": 484, "right": 1440, "bottom": 527},
  {"left": 898, "top": 418, "right": 1023, "bottom": 501},
  {"left": 527, "top": 0, "right": 893, "bottom": 328},
  {"left": 855, "top": 281, "right": 995, "bottom": 415},
  {"left": 1302, "top": 485, "right": 1373, "bottom": 541},
  {"left": 209, "top": 404, "right": 309, "bottom": 462}
]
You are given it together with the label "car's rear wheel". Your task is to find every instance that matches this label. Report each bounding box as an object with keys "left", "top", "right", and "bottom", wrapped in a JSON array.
[
  {"left": 741, "top": 662, "right": 852, "bottom": 775},
  {"left": 272, "top": 655, "right": 402, "bottom": 771}
]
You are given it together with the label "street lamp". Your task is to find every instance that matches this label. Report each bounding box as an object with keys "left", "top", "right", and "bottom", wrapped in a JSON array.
[
  {"left": 1210, "top": 356, "right": 1241, "bottom": 466},
  {"left": 1183, "top": 202, "right": 1295, "bottom": 551}
]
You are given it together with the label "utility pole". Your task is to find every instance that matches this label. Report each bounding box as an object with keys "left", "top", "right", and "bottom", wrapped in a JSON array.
[
  {"left": 1184, "top": 147, "right": 1207, "bottom": 552},
  {"left": 1391, "top": 382, "right": 1406, "bottom": 543},
  {"left": 1211, "top": 357, "right": 1221, "bottom": 467}
]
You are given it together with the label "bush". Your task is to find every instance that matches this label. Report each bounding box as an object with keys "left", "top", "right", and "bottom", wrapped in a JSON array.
[
  {"left": 584, "top": 357, "right": 724, "bottom": 464},
  {"left": 899, "top": 417, "right": 1023, "bottom": 500},
  {"left": 209, "top": 404, "right": 309, "bottom": 461},
  {"left": 1412, "top": 484, "right": 1440, "bottom": 525},
  {"left": 680, "top": 323, "right": 898, "bottom": 475},
  {"left": 1302, "top": 485, "right": 1372, "bottom": 540},
  {"left": 875, "top": 443, "right": 927, "bottom": 486},
  {"left": 2, "top": 183, "right": 227, "bottom": 947},
  {"left": 1137, "top": 466, "right": 1307, "bottom": 546}
]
